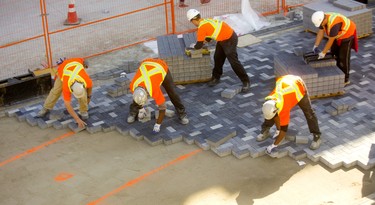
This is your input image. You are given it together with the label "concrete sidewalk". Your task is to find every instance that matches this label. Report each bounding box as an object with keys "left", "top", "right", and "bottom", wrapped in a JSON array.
[{"left": 0, "top": 116, "right": 374, "bottom": 205}]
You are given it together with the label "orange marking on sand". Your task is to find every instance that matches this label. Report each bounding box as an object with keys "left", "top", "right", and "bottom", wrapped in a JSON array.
[
  {"left": 87, "top": 149, "right": 202, "bottom": 205},
  {"left": 0, "top": 131, "right": 75, "bottom": 168},
  {"left": 55, "top": 172, "right": 74, "bottom": 182}
]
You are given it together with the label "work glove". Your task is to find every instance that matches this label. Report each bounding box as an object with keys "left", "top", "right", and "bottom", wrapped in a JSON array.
[
  {"left": 153, "top": 123, "right": 161, "bottom": 134},
  {"left": 138, "top": 107, "right": 147, "bottom": 119},
  {"left": 189, "top": 43, "right": 196, "bottom": 49},
  {"left": 272, "top": 130, "right": 280, "bottom": 139},
  {"left": 318, "top": 52, "right": 326, "bottom": 59},
  {"left": 312, "top": 45, "right": 320, "bottom": 53},
  {"left": 266, "top": 144, "right": 277, "bottom": 154}
]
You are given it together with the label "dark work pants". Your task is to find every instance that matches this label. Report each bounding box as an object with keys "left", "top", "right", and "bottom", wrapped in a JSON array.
[
  {"left": 129, "top": 71, "right": 187, "bottom": 119},
  {"left": 212, "top": 32, "right": 250, "bottom": 83},
  {"left": 261, "top": 93, "right": 321, "bottom": 135},
  {"left": 331, "top": 37, "right": 354, "bottom": 82}
]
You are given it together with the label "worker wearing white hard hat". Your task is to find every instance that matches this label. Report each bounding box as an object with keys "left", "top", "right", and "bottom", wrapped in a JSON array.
[
  {"left": 311, "top": 11, "right": 358, "bottom": 86},
  {"left": 258, "top": 75, "right": 321, "bottom": 158},
  {"left": 38, "top": 57, "right": 92, "bottom": 128},
  {"left": 186, "top": 9, "right": 251, "bottom": 93}
]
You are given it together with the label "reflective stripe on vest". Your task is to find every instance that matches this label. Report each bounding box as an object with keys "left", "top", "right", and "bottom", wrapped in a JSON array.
[
  {"left": 132, "top": 61, "right": 166, "bottom": 97},
  {"left": 326, "top": 12, "right": 351, "bottom": 39},
  {"left": 267, "top": 75, "right": 304, "bottom": 110},
  {"left": 198, "top": 19, "right": 223, "bottom": 40},
  {"left": 62, "top": 61, "right": 86, "bottom": 92}
]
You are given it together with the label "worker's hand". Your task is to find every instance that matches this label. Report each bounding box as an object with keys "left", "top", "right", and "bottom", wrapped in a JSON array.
[
  {"left": 266, "top": 144, "right": 277, "bottom": 154},
  {"left": 189, "top": 43, "right": 195, "bottom": 49},
  {"left": 313, "top": 45, "right": 319, "bottom": 54},
  {"left": 75, "top": 117, "right": 87, "bottom": 128},
  {"left": 318, "top": 52, "right": 326, "bottom": 59},
  {"left": 272, "top": 130, "right": 280, "bottom": 139},
  {"left": 153, "top": 123, "right": 161, "bottom": 134},
  {"left": 138, "top": 107, "right": 147, "bottom": 119},
  {"left": 87, "top": 96, "right": 91, "bottom": 104}
]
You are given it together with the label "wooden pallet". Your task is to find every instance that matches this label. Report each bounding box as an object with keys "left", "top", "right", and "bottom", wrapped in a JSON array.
[{"left": 310, "top": 91, "right": 345, "bottom": 99}]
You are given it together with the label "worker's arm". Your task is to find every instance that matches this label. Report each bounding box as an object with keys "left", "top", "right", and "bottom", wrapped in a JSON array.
[
  {"left": 156, "top": 102, "right": 167, "bottom": 124},
  {"left": 194, "top": 41, "right": 204, "bottom": 49},
  {"left": 314, "top": 29, "right": 324, "bottom": 47},
  {"left": 272, "top": 115, "right": 288, "bottom": 145},
  {"left": 152, "top": 103, "right": 166, "bottom": 133},
  {"left": 64, "top": 100, "right": 86, "bottom": 128},
  {"left": 322, "top": 36, "right": 335, "bottom": 54}
]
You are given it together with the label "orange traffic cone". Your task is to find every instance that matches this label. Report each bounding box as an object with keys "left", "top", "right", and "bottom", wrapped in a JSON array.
[{"left": 64, "top": 0, "right": 81, "bottom": 25}]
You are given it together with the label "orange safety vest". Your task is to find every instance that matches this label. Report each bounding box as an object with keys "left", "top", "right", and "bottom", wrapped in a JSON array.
[
  {"left": 57, "top": 58, "right": 92, "bottom": 101},
  {"left": 265, "top": 75, "right": 306, "bottom": 126},
  {"left": 130, "top": 59, "right": 168, "bottom": 105},
  {"left": 197, "top": 18, "right": 233, "bottom": 42},
  {"left": 325, "top": 12, "right": 356, "bottom": 40}
]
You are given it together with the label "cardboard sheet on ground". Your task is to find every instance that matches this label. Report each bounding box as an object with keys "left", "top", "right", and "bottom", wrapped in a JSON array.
[{"left": 238, "top": 34, "right": 262, "bottom": 47}]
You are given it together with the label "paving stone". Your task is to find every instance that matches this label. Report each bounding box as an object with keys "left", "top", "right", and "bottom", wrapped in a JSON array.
[{"left": 6, "top": 14, "right": 375, "bottom": 170}]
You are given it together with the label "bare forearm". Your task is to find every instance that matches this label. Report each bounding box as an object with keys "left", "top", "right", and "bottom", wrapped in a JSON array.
[
  {"left": 323, "top": 37, "right": 335, "bottom": 54},
  {"left": 314, "top": 29, "right": 324, "bottom": 46},
  {"left": 64, "top": 101, "right": 80, "bottom": 121},
  {"left": 156, "top": 109, "right": 166, "bottom": 124}
]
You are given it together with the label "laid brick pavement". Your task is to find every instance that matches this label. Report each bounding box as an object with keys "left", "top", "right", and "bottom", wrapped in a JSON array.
[{"left": 6, "top": 11, "right": 375, "bottom": 171}]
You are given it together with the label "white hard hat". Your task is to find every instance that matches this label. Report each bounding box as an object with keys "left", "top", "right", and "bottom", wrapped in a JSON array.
[
  {"left": 71, "top": 82, "right": 86, "bottom": 99},
  {"left": 311, "top": 11, "right": 325, "bottom": 27},
  {"left": 187, "top": 9, "right": 200, "bottom": 21},
  {"left": 262, "top": 100, "right": 278, "bottom": 120},
  {"left": 133, "top": 87, "right": 148, "bottom": 106}
]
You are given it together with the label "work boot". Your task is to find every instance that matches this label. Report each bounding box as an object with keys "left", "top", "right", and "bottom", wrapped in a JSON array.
[
  {"left": 241, "top": 81, "right": 250, "bottom": 93},
  {"left": 310, "top": 134, "right": 321, "bottom": 150},
  {"left": 179, "top": 115, "right": 189, "bottom": 125},
  {"left": 37, "top": 108, "right": 50, "bottom": 117},
  {"left": 256, "top": 129, "right": 270, "bottom": 142},
  {"left": 208, "top": 78, "right": 220, "bottom": 87},
  {"left": 127, "top": 115, "right": 136, "bottom": 123},
  {"left": 80, "top": 112, "right": 89, "bottom": 120}
]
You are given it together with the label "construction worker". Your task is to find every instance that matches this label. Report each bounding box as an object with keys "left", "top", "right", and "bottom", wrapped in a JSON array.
[
  {"left": 311, "top": 11, "right": 358, "bottom": 85},
  {"left": 37, "top": 58, "right": 92, "bottom": 128},
  {"left": 257, "top": 75, "right": 322, "bottom": 157},
  {"left": 186, "top": 9, "right": 250, "bottom": 93},
  {"left": 128, "top": 58, "right": 189, "bottom": 133}
]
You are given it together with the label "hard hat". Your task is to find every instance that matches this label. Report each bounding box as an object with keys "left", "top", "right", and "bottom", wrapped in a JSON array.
[
  {"left": 262, "top": 100, "right": 278, "bottom": 120},
  {"left": 56, "top": 57, "right": 66, "bottom": 65},
  {"left": 187, "top": 9, "right": 200, "bottom": 21},
  {"left": 311, "top": 11, "right": 325, "bottom": 27},
  {"left": 133, "top": 87, "right": 148, "bottom": 106},
  {"left": 71, "top": 81, "right": 86, "bottom": 99}
]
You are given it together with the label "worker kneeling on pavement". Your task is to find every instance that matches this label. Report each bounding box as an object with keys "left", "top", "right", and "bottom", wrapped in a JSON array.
[
  {"left": 257, "top": 75, "right": 322, "bottom": 157},
  {"left": 187, "top": 9, "right": 250, "bottom": 93},
  {"left": 128, "top": 58, "right": 189, "bottom": 133},
  {"left": 38, "top": 57, "right": 93, "bottom": 128}
]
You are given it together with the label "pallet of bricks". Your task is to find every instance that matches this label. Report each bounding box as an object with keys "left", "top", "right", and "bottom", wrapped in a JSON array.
[
  {"left": 157, "top": 32, "right": 212, "bottom": 84},
  {"left": 274, "top": 49, "right": 345, "bottom": 99},
  {"left": 303, "top": 0, "right": 372, "bottom": 38}
]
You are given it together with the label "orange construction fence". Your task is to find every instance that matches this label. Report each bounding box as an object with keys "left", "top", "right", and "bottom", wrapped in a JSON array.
[{"left": 0, "top": 0, "right": 313, "bottom": 81}]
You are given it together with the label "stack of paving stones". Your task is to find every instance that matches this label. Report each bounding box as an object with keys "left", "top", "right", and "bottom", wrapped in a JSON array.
[
  {"left": 6, "top": 15, "right": 375, "bottom": 171},
  {"left": 274, "top": 49, "right": 345, "bottom": 98},
  {"left": 157, "top": 32, "right": 212, "bottom": 84},
  {"left": 303, "top": 0, "right": 372, "bottom": 38},
  {"left": 325, "top": 96, "right": 356, "bottom": 116},
  {"left": 104, "top": 62, "right": 139, "bottom": 98}
]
